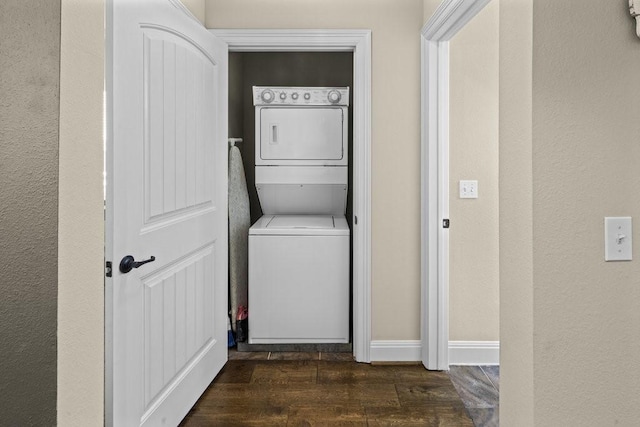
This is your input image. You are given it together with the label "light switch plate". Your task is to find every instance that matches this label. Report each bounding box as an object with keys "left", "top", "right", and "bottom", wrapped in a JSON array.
[
  {"left": 459, "top": 180, "right": 478, "bottom": 199},
  {"left": 604, "top": 217, "right": 632, "bottom": 261}
]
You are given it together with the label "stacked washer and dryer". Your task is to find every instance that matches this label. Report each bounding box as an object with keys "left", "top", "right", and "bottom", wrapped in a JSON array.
[{"left": 248, "top": 86, "right": 350, "bottom": 344}]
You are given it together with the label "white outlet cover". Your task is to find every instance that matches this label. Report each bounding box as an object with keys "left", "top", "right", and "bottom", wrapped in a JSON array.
[
  {"left": 459, "top": 180, "right": 478, "bottom": 199},
  {"left": 604, "top": 217, "right": 632, "bottom": 261}
]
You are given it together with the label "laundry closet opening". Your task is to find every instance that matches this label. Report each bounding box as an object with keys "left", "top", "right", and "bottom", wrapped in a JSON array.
[{"left": 227, "top": 51, "right": 355, "bottom": 353}]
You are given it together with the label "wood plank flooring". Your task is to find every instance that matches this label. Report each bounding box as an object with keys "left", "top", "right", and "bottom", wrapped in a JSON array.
[{"left": 180, "top": 353, "right": 474, "bottom": 426}]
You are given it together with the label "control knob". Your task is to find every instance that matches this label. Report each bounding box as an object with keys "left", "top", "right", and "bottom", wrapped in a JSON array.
[
  {"left": 328, "top": 90, "right": 341, "bottom": 104},
  {"left": 291, "top": 92, "right": 299, "bottom": 100},
  {"left": 279, "top": 92, "right": 287, "bottom": 100},
  {"left": 304, "top": 93, "right": 311, "bottom": 100},
  {"left": 260, "top": 89, "right": 275, "bottom": 103}
]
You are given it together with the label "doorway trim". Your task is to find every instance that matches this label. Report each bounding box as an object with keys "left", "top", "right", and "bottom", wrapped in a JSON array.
[
  {"left": 421, "top": 0, "right": 492, "bottom": 370},
  {"left": 210, "top": 29, "right": 373, "bottom": 363}
]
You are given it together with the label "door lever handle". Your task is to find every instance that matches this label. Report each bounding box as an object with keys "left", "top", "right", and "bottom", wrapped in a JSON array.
[{"left": 119, "top": 255, "right": 156, "bottom": 274}]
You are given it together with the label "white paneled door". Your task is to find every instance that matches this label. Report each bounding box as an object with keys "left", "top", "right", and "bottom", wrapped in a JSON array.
[{"left": 106, "top": 1, "right": 228, "bottom": 425}]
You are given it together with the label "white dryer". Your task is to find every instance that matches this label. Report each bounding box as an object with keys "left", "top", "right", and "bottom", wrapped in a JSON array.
[{"left": 248, "top": 86, "right": 350, "bottom": 344}]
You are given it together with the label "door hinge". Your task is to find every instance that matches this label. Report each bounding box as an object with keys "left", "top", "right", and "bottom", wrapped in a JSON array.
[
  {"left": 355, "top": 215, "right": 358, "bottom": 225},
  {"left": 106, "top": 261, "right": 113, "bottom": 278},
  {"left": 443, "top": 219, "right": 450, "bottom": 229}
]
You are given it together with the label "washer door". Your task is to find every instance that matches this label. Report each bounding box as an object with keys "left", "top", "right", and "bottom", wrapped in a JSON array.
[{"left": 258, "top": 107, "right": 346, "bottom": 164}]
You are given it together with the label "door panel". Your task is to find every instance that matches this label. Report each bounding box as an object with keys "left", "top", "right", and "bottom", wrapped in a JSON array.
[
  {"left": 107, "top": 1, "right": 228, "bottom": 425},
  {"left": 142, "top": 246, "right": 214, "bottom": 411},
  {"left": 143, "top": 27, "right": 216, "bottom": 225}
]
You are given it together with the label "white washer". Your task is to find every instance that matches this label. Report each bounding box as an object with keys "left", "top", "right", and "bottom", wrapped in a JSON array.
[
  {"left": 248, "top": 215, "right": 349, "bottom": 343},
  {"left": 249, "top": 86, "right": 350, "bottom": 344}
]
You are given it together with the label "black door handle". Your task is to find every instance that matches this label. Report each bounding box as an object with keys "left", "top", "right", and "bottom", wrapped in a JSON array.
[{"left": 119, "top": 255, "right": 156, "bottom": 274}]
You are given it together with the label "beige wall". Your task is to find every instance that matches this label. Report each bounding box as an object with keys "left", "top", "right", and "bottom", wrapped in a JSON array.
[
  {"left": 423, "top": 0, "right": 438, "bottom": 23},
  {"left": 180, "top": 0, "right": 205, "bottom": 24},
  {"left": 532, "top": 0, "right": 640, "bottom": 424},
  {"left": 424, "top": 0, "right": 501, "bottom": 344},
  {"left": 449, "top": 1, "right": 499, "bottom": 341},
  {"left": 0, "top": 1, "right": 60, "bottom": 424},
  {"left": 206, "top": 0, "right": 425, "bottom": 340},
  {"left": 499, "top": 0, "right": 534, "bottom": 424},
  {"left": 58, "top": 0, "right": 105, "bottom": 424}
]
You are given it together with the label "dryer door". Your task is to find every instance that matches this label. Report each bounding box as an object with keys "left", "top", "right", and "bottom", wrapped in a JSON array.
[{"left": 257, "top": 107, "right": 347, "bottom": 165}]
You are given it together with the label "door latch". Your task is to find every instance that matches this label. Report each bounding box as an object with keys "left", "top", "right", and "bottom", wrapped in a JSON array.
[
  {"left": 105, "top": 261, "right": 112, "bottom": 278},
  {"left": 119, "top": 255, "right": 156, "bottom": 274},
  {"left": 443, "top": 219, "right": 450, "bottom": 229}
]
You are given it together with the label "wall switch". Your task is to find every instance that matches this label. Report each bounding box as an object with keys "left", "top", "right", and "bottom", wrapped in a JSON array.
[
  {"left": 459, "top": 180, "right": 478, "bottom": 199},
  {"left": 605, "top": 217, "right": 632, "bottom": 261}
]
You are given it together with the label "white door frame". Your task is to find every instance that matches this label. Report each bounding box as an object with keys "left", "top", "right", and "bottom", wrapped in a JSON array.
[
  {"left": 210, "top": 29, "right": 373, "bottom": 363},
  {"left": 421, "top": 0, "right": 492, "bottom": 370}
]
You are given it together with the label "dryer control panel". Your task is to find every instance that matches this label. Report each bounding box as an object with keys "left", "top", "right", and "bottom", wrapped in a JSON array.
[{"left": 253, "top": 86, "right": 350, "bottom": 106}]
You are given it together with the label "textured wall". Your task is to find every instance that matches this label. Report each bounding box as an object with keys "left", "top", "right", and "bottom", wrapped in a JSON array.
[
  {"left": 498, "top": 0, "right": 534, "bottom": 424},
  {"left": 207, "top": 0, "right": 424, "bottom": 341},
  {"left": 532, "top": 0, "right": 640, "bottom": 424},
  {"left": 0, "top": 1, "right": 60, "bottom": 424},
  {"left": 57, "top": 0, "right": 105, "bottom": 424},
  {"left": 449, "top": 1, "right": 500, "bottom": 341}
]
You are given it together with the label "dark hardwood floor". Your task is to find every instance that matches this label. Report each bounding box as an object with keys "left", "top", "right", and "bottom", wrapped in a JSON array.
[{"left": 180, "top": 352, "right": 474, "bottom": 426}]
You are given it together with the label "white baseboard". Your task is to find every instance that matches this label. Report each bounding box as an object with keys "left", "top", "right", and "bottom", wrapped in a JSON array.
[
  {"left": 369, "top": 340, "right": 500, "bottom": 365},
  {"left": 448, "top": 341, "right": 500, "bottom": 365},
  {"left": 370, "top": 340, "right": 422, "bottom": 362}
]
